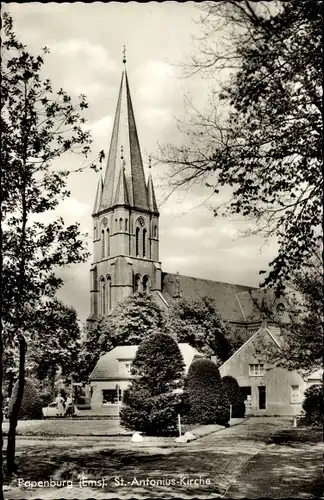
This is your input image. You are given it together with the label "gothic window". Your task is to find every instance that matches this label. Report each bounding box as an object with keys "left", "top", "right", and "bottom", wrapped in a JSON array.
[
  {"left": 100, "top": 277, "right": 106, "bottom": 316},
  {"left": 119, "top": 218, "right": 123, "bottom": 231},
  {"left": 101, "top": 230, "right": 105, "bottom": 259},
  {"left": 106, "top": 275, "right": 112, "bottom": 311},
  {"left": 106, "top": 229, "right": 110, "bottom": 257},
  {"left": 142, "top": 275, "right": 151, "bottom": 293},
  {"left": 153, "top": 225, "right": 157, "bottom": 238},
  {"left": 143, "top": 229, "right": 147, "bottom": 258},
  {"left": 134, "top": 274, "right": 142, "bottom": 292},
  {"left": 115, "top": 218, "right": 117, "bottom": 230},
  {"left": 135, "top": 227, "right": 140, "bottom": 257},
  {"left": 92, "top": 266, "right": 97, "bottom": 290},
  {"left": 125, "top": 218, "right": 128, "bottom": 232},
  {"left": 94, "top": 226, "right": 97, "bottom": 240}
]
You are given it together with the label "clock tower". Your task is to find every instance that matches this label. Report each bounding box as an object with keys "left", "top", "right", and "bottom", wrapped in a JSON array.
[{"left": 88, "top": 55, "right": 161, "bottom": 319}]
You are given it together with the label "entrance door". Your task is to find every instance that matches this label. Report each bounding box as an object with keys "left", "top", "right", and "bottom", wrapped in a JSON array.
[{"left": 258, "top": 386, "right": 266, "bottom": 410}]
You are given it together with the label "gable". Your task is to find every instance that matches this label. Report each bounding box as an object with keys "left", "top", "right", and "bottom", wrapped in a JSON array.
[{"left": 219, "top": 325, "right": 281, "bottom": 376}]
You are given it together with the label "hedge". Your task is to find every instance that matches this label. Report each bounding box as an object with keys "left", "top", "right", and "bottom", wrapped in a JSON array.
[{"left": 186, "top": 358, "right": 230, "bottom": 425}]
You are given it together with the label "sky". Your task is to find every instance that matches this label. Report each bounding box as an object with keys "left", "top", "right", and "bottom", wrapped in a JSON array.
[{"left": 4, "top": 2, "right": 278, "bottom": 323}]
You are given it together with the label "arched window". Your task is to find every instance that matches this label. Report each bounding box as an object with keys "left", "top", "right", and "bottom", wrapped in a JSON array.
[
  {"left": 134, "top": 274, "right": 142, "bottom": 292},
  {"left": 94, "top": 226, "right": 97, "bottom": 240},
  {"left": 106, "top": 275, "right": 112, "bottom": 311},
  {"left": 125, "top": 218, "right": 128, "bottom": 232},
  {"left": 101, "top": 230, "right": 105, "bottom": 259},
  {"left": 100, "top": 277, "right": 106, "bottom": 315},
  {"left": 135, "top": 227, "right": 140, "bottom": 257},
  {"left": 142, "top": 275, "right": 151, "bottom": 293},
  {"left": 143, "top": 229, "right": 147, "bottom": 258},
  {"left": 93, "top": 266, "right": 97, "bottom": 290},
  {"left": 115, "top": 218, "right": 117, "bottom": 230},
  {"left": 119, "top": 218, "right": 123, "bottom": 231},
  {"left": 106, "top": 228, "right": 110, "bottom": 257},
  {"left": 154, "top": 225, "right": 157, "bottom": 238}
]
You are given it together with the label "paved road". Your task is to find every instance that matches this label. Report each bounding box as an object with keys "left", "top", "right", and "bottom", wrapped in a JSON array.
[{"left": 4, "top": 417, "right": 322, "bottom": 499}]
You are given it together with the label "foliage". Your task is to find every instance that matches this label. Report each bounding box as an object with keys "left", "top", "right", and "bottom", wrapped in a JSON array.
[
  {"left": 159, "top": 1, "right": 322, "bottom": 292},
  {"left": 8, "top": 379, "right": 42, "bottom": 420},
  {"left": 120, "top": 333, "right": 185, "bottom": 435},
  {"left": 269, "top": 262, "right": 323, "bottom": 374},
  {"left": 222, "top": 375, "right": 245, "bottom": 418},
  {"left": 1, "top": 11, "right": 103, "bottom": 372},
  {"left": 299, "top": 384, "right": 323, "bottom": 427},
  {"left": 79, "top": 293, "right": 166, "bottom": 380},
  {"left": 1, "top": 13, "right": 103, "bottom": 474},
  {"left": 186, "top": 358, "right": 229, "bottom": 425},
  {"left": 166, "top": 296, "right": 233, "bottom": 361},
  {"left": 26, "top": 299, "right": 82, "bottom": 385}
]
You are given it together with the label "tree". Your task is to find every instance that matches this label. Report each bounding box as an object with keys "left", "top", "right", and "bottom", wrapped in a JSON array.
[
  {"left": 120, "top": 333, "right": 185, "bottom": 435},
  {"left": 1, "top": 14, "right": 103, "bottom": 475},
  {"left": 159, "top": 1, "right": 322, "bottom": 293},
  {"left": 166, "top": 296, "right": 233, "bottom": 362},
  {"left": 300, "top": 384, "right": 322, "bottom": 427},
  {"left": 270, "top": 263, "right": 323, "bottom": 375},
  {"left": 222, "top": 375, "right": 245, "bottom": 418},
  {"left": 79, "top": 292, "right": 166, "bottom": 380},
  {"left": 27, "top": 300, "right": 82, "bottom": 394},
  {"left": 186, "top": 358, "right": 230, "bottom": 425},
  {"left": 8, "top": 378, "right": 42, "bottom": 420}
]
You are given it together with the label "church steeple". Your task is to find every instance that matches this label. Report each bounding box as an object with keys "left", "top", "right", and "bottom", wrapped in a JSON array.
[
  {"left": 99, "top": 64, "right": 149, "bottom": 213},
  {"left": 89, "top": 55, "right": 161, "bottom": 319}
]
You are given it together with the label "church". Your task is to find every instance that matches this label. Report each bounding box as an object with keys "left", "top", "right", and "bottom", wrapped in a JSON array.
[
  {"left": 86, "top": 57, "right": 321, "bottom": 417},
  {"left": 87, "top": 56, "right": 288, "bottom": 336}
]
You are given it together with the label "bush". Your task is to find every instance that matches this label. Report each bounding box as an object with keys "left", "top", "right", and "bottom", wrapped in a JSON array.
[
  {"left": 222, "top": 376, "right": 245, "bottom": 418},
  {"left": 38, "top": 390, "right": 53, "bottom": 408},
  {"left": 120, "top": 333, "right": 185, "bottom": 435},
  {"left": 8, "top": 378, "right": 43, "bottom": 420},
  {"left": 186, "top": 358, "right": 230, "bottom": 425},
  {"left": 299, "top": 384, "right": 322, "bottom": 427}
]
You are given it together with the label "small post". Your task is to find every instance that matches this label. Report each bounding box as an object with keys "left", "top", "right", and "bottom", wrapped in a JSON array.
[
  {"left": 178, "top": 413, "right": 182, "bottom": 437},
  {"left": 229, "top": 404, "right": 232, "bottom": 427}
]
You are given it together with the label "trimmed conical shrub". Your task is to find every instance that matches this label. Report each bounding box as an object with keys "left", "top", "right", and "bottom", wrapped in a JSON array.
[{"left": 186, "top": 358, "right": 230, "bottom": 425}]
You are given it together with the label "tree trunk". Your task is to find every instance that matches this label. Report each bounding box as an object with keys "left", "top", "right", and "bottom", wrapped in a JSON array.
[
  {"left": 6, "top": 334, "right": 27, "bottom": 476},
  {"left": 7, "top": 371, "right": 14, "bottom": 398},
  {"left": 0, "top": 321, "right": 4, "bottom": 500}
]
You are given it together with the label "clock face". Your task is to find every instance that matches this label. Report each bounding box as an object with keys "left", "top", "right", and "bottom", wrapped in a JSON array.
[
  {"left": 138, "top": 217, "right": 145, "bottom": 227},
  {"left": 102, "top": 217, "right": 108, "bottom": 227}
]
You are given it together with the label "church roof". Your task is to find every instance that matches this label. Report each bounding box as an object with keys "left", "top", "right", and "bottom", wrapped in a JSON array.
[
  {"left": 99, "top": 69, "right": 149, "bottom": 213},
  {"left": 162, "top": 272, "right": 258, "bottom": 322},
  {"left": 89, "top": 343, "right": 205, "bottom": 380}
]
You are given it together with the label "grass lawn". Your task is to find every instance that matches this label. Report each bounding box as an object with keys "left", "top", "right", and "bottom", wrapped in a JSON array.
[{"left": 2, "top": 419, "right": 130, "bottom": 437}]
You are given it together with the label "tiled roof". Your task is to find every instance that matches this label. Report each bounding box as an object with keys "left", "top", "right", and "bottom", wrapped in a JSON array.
[
  {"left": 89, "top": 343, "right": 204, "bottom": 381},
  {"left": 161, "top": 272, "right": 257, "bottom": 322}
]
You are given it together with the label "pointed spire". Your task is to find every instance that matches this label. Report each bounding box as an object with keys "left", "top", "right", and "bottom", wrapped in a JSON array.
[
  {"left": 100, "top": 68, "right": 149, "bottom": 212},
  {"left": 92, "top": 174, "right": 103, "bottom": 215},
  {"left": 147, "top": 155, "right": 159, "bottom": 214},
  {"left": 113, "top": 154, "right": 129, "bottom": 206}
]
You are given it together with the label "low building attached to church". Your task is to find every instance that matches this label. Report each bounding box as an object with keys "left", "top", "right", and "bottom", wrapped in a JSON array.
[
  {"left": 219, "top": 322, "right": 321, "bottom": 416},
  {"left": 89, "top": 343, "right": 205, "bottom": 415}
]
